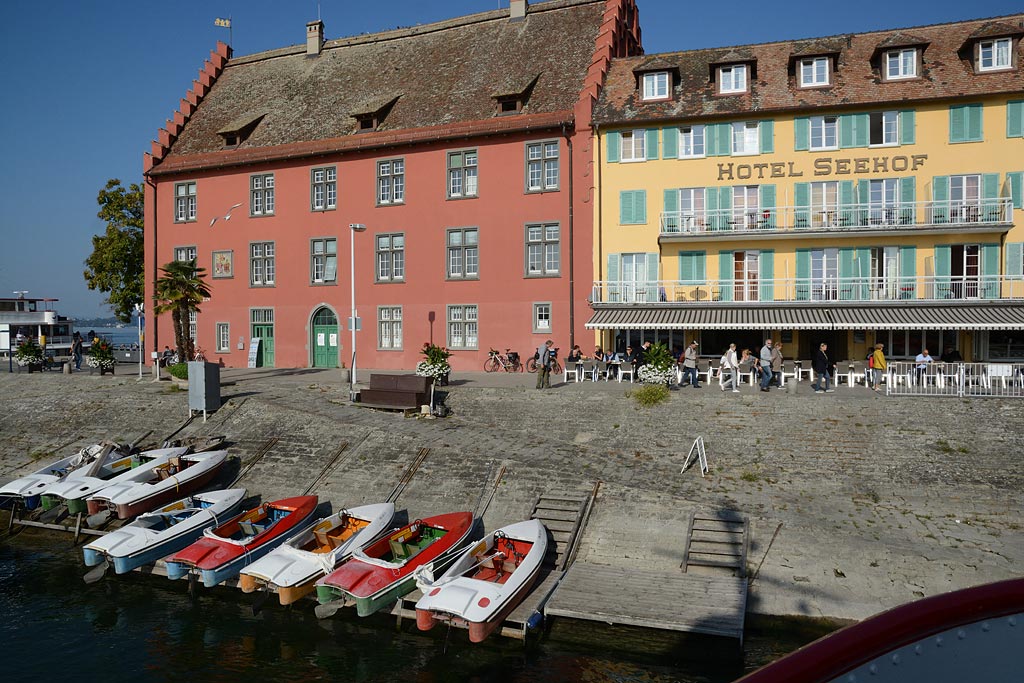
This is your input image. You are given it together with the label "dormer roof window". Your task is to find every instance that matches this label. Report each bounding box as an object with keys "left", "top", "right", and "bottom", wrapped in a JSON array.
[
  {"left": 216, "top": 111, "right": 266, "bottom": 148},
  {"left": 491, "top": 74, "right": 540, "bottom": 116},
  {"left": 718, "top": 64, "right": 747, "bottom": 94},
  {"left": 641, "top": 71, "right": 670, "bottom": 101},
  {"left": 885, "top": 48, "right": 918, "bottom": 80},
  {"left": 349, "top": 95, "right": 400, "bottom": 133},
  {"left": 978, "top": 37, "right": 1012, "bottom": 71},
  {"left": 798, "top": 56, "right": 830, "bottom": 87}
]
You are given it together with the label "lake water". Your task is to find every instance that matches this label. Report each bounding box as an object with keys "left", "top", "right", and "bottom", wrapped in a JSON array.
[
  {"left": 0, "top": 531, "right": 829, "bottom": 682},
  {"left": 76, "top": 325, "right": 141, "bottom": 348}
]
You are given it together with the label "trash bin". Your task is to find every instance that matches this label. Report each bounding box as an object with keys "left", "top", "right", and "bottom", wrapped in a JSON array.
[{"left": 188, "top": 361, "right": 221, "bottom": 418}]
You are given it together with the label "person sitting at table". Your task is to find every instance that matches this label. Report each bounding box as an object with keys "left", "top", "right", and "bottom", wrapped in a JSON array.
[
  {"left": 566, "top": 345, "right": 583, "bottom": 363},
  {"left": 593, "top": 346, "right": 604, "bottom": 362}
]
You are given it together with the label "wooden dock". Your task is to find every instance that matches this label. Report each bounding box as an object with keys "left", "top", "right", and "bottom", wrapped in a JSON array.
[{"left": 544, "top": 562, "right": 747, "bottom": 643}]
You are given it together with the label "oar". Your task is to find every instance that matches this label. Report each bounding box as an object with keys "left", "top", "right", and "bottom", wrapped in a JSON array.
[
  {"left": 251, "top": 589, "right": 272, "bottom": 616},
  {"left": 83, "top": 559, "right": 109, "bottom": 585},
  {"left": 86, "top": 510, "right": 113, "bottom": 529},
  {"left": 314, "top": 598, "right": 350, "bottom": 620}
]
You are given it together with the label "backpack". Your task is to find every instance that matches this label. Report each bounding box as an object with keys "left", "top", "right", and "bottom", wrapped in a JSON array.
[
  {"left": 868, "top": 354, "right": 875, "bottom": 369},
  {"left": 533, "top": 351, "right": 540, "bottom": 361}
]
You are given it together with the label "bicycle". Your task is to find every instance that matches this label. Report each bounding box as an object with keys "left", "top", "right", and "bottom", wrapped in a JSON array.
[
  {"left": 484, "top": 348, "right": 523, "bottom": 372},
  {"left": 168, "top": 346, "right": 207, "bottom": 364},
  {"left": 526, "top": 347, "right": 561, "bottom": 374}
]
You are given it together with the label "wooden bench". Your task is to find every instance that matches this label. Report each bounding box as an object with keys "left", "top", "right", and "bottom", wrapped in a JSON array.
[{"left": 358, "top": 374, "right": 430, "bottom": 410}]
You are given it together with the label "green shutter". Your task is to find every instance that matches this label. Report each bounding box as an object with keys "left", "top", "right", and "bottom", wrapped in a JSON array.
[
  {"left": 794, "top": 182, "right": 810, "bottom": 227},
  {"left": 645, "top": 129, "right": 659, "bottom": 161},
  {"left": 694, "top": 251, "right": 706, "bottom": 283},
  {"left": 607, "top": 253, "right": 620, "bottom": 301},
  {"left": 759, "top": 184, "right": 776, "bottom": 228},
  {"left": 967, "top": 104, "right": 983, "bottom": 142},
  {"left": 982, "top": 173, "right": 999, "bottom": 200},
  {"left": 607, "top": 131, "right": 621, "bottom": 162},
  {"left": 758, "top": 249, "right": 774, "bottom": 301},
  {"left": 839, "top": 115, "right": 855, "bottom": 148},
  {"left": 900, "top": 246, "right": 917, "bottom": 299},
  {"left": 678, "top": 251, "right": 705, "bottom": 284},
  {"left": 663, "top": 189, "right": 679, "bottom": 232},
  {"left": 796, "top": 249, "right": 811, "bottom": 300},
  {"left": 759, "top": 120, "right": 774, "bottom": 154},
  {"left": 646, "top": 252, "right": 660, "bottom": 301},
  {"left": 705, "top": 187, "right": 719, "bottom": 231},
  {"left": 853, "top": 113, "right": 869, "bottom": 148},
  {"left": 635, "top": 190, "right": 646, "bottom": 224},
  {"left": 680, "top": 252, "right": 695, "bottom": 282},
  {"left": 1006, "top": 242, "right": 1024, "bottom": 277},
  {"left": 718, "top": 251, "right": 733, "bottom": 301},
  {"left": 931, "top": 176, "right": 949, "bottom": 223},
  {"left": 794, "top": 117, "right": 810, "bottom": 151},
  {"left": 899, "top": 110, "right": 916, "bottom": 145},
  {"left": 619, "top": 191, "right": 633, "bottom": 224},
  {"left": 1008, "top": 101, "right": 1024, "bottom": 138},
  {"left": 714, "top": 123, "right": 732, "bottom": 156},
  {"left": 1008, "top": 171, "right": 1024, "bottom": 209},
  {"left": 718, "top": 186, "right": 732, "bottom": 231},
  {"left": 662, "top": 127, "right": 678, "bottom": 159},
  {"left": 981, "top": 243, "right": 999, "bottom": 298},
  {"left": 839, "top": 180, "right": 856, "bottom": 226},
  {"left": 934, "top": 245, "right": 951, "bottom": 298},
  {"left": 704, "top": 124, "right": 717, "bottom": 156},
  {"left": 899, "top": 177, "right": 916, "bottom": 224},
  {"left": 857, "top": 180, "right": 870, "bottom": 224},
  {"left": 839, "top": 248, "right": 856, "bottom": 300},
  {"left": 857, "top": 247, "right": 872, "bottom": 299},
  {"left": 949, "top": 105, "right": 966, "bottom": 142}
]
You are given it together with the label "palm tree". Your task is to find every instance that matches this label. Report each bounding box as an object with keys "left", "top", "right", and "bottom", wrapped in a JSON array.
[{"left": 153, "top": 260, "right": 211, "bottom": 363}]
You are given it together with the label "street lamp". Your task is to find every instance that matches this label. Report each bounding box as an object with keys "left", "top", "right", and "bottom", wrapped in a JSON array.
[
  {"left": 134, "top": 303, "right": 144, "bottom": 379},
  {"left": 348, "top": 223, "right": 367, "bottom": 401}
]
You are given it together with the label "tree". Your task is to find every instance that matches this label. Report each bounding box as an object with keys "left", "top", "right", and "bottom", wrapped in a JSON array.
[
  {"left": 83, "top": 179, "right": 144, "bottom": 323},
  {"left": 153, "top": 260, "right": 211, "bottom": 363}
]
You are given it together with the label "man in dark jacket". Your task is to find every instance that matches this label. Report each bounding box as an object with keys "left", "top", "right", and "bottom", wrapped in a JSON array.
[{"left": 811, "top": 342, "right": 834, "bottom": 392}]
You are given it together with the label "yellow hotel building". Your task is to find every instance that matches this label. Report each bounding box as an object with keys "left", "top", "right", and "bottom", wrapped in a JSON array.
[{"left": 588, "top": 15, "right": 1024, "bottom": 363}]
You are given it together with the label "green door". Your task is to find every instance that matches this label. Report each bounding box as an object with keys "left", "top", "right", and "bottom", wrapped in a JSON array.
[
  {"left": 252, "top": 324, "right": 274, "bottom": 367},
  {"left": 312, "top": 308, "right": 339, "bottom": 368}
]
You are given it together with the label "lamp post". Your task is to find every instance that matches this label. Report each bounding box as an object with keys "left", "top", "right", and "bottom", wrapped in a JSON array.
[
  {"left": 348, "top": 223, "right": 367, "bottom": 401},
  {"left": 134, "top": 303, "right": 144, "bottom": 379}
]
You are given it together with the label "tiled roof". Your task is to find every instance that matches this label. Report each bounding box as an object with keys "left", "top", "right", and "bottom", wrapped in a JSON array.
[
  {"left": 594, "top": 14, "right": 1024, "bottom": 126},
  {"left": 161, "top": 0, "right": 605, "bottom": 163}
]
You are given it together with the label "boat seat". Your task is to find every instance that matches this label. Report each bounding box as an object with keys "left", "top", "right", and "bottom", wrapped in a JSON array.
[
  {"left": 239, "top": 520, "right": 263, "bottom": 536},
  {"left": 313, "top": 529, "right": 331, "bottom": 548},
  {"left": 390, "top": 539, "right": 409, "bottom": 559}
]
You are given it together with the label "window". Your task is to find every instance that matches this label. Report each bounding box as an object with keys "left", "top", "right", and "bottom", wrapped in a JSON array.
[
  {"left": 250, "top": 173, "right": 275, "bottom": 216},
  {"left": 799, "top": 57, "right": 830, "bottom": 87},
  {"left": 174, "top": 246, "right": 197, "bottom": 263},
  {"left": 733, "top": 251, "right": 760, "bottom": 302},
  {"left": 978, "top": 38, "right": 1012, "bottom": 72},
  {"left": 375, "top": 233, "right": 405, "bottom": 282},
  {"left": 886, "top": 49, "right": 917, "bottom": 80},
  {"left": 447, "top": 305, "right": 478, "bottom": 349},
  {"left": 731, "top": 121, "right": 759, "bottom": 155},
  {"left": 642, "top": 71, "right": 670, "bottom": 100},
  {"left": 809, "top": 115, "right": 838, "bottom": 150},
  {"left": 809, "top": 181, "right": 839, "bottom": 227},
  {"left": 719, "top": 65, "right": 747, "bottom": 94},
  {"left": 525, "top": 223, "right": 560, "bottom": 276},
  {"left": 679, "top": 188, "right": 706, "bottom": 230},
  {"left": 174, "top": 182, "right": 197, "bottom": 222},
  {"left": 949, "top": 104, "right": 983, "bottom": 143},
  {"left": 679, "top": 125, "right": 705, "bottom": 158},
  {"left": 533, "top": 303, "right": 552, "bottom": 333},
  {"left": 447, "top": 150, "right": 478, "bottom": 198},
  {"left": 732, "top": 185, "right": 759, "bottom": 228},
  {"left": 869, "top": 178, "right": 899, "bottom": 224},
  {"left": 869, "top": 111, "right": 899, "bottom": 146},
  {"left": 620, "top": 130, "right": 646, "bottom": 162},
  {"left": 870, "top": 246, "right": 901, "bottom": 299},
  {"left": 310, "top": 238, "right": 337, "bottom": 283},
  {"left": 311, "top": 167, "right": 337, "bottom": 211},
  {"left": 188, "top": 311, "right": 197, "bottom": 344},
  {"left": 378, "top": 306, "right": 402, "bottom": 350},
  {"left": 216, "top": 322, "right": 230, "bottom": 352},
  {"left": 250, "top": 242, "right": 275, "bottom": 286},
  {"left": 526, "top": 141, "right": 559, "bottom": 192},
  {"left": 377, "top": 159, "right": 405, "bottom": 205},
  {"left": 447, "top": 228, "right": 479, "bottom": 279},
  {"left": 950, "top": 175, "right": 982, "bottom": 222},
  {"left": 810, "top": 248, "right": 840, "bottom": 300}
]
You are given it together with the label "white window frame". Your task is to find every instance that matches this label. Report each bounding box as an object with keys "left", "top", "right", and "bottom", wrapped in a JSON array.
[
  {"left": 620, "top": 130, "right": 646, "bottom": 162},
  {"left": 310, "top": 167, "right": 337, "bottom": 211},
  {"left": 809, "top": 115, "right": 838, "bottom": 151},
  {"left": 679, "top": 125, "right": 705, "bottom": 158},
  {"left": 869, "top": 111, "right": 900, "bottom": 147},
  {"left": 250, "top": 241, "right": 275, "bottom": 287},
  {"left": 809, "top": 181, "right": 839, "bottom": 227},
  {"left": 447, "top": 227, "right": 479, "bottom": 280},
  {"left": 732, "top": 185, "right": 760, "bottom": 228},
  {"left": 533, "top": 302, "right": 552, "bottom": 333},
  {"left": 174, "top": 246, "right": 197, "bottom": 263},
  {"left": 978, "top": 38, "right": 1012, "bottom": 72},
  {"left": 447, "top": 149, "right": 478, "bottom": 199},
  {"left": 174, "top": 182, "right": 197, "bottom": 223},
  {"left": 642, "top": 71, "right": 670, "bottom": 101},
  {"left": 377, "top": 158, "right": 405, "bottom": 205},
  {"left": 886, "top": 48, "right": 917, "bottom": 80},
  {"left": 375, "top": 233, "right": 405, "bottom": 283},
  {"left": 525, "top": 223, "right": 560, "bottom": 277},
  {"left": 447, "top": 304, "right": 478, "bottom": 350},
  {"left": 719, "top": 64, "right": 747, "bottom": 94},
  {"left": 679, "top": 187, "right": 706, "bottom": 230},
  {"left": 250, "top": 173, "right": 275, "bottom": 216},
  {"left": 731, "top": 121, "right": 759, "bottom": 156},
  {"left": 810, "top": 247, "right": 841, "bottom": 301},
  {"left": 215, "top": 322, "right": 230, "bottom": 353},
  {"left": 799, "top": 57, "right": 830, "bottom": 87},
  {"left": 733, "top": 250, "right": 761, "bottom": 302},
  {"left": 377, "top": 306, "right": 403, "bottom": 351},
  {"left": 526, "top": 141, "right": 559, "bottom": 192},
  {"left": 188, "top": 310, "right": 197, "bottom": 344},
  {"left": 310, "top": 238, "right": 337, "bottom": 284}
]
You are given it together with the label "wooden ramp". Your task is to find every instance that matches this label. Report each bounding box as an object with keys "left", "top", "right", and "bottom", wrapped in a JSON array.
[
  {"left": 682, "top": 511, "right": 749, "bottom": 576},
  {"left": 530, "top": 490, "right": 595, "bottom": 571},
  {"left": 544, "top": 562, "right": 747, "bottom": 643}
]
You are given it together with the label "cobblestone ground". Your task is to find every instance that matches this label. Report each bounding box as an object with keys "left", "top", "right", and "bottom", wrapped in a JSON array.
[{"left": 1, "top": 367, "right": 1021, "bottom": 622}]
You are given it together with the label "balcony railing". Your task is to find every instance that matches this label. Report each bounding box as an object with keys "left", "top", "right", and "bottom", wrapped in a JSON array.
[
  {"left": 660, "top": 198, "right": 1013, "bottom": 236},
  {"left": 592, "top": 275, "right": 1024, "bottom": 304}
]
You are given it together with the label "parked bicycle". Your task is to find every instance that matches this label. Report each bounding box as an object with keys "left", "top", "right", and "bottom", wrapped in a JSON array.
[
  {"left": 526, "top": 347, "right": 561, "bottom": 374},
  {"left": 168, "top": 346, "right": 207, "bottom": 364},
  {"left": 484, "top": 348, "right": 523, "bottom": 372}
]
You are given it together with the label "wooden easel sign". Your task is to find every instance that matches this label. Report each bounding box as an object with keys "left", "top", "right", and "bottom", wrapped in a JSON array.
[{"left": 681, "top": 436, "right": 709, "bottom": 477}]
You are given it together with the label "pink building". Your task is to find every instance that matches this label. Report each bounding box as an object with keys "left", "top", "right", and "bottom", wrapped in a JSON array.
[{"left": 143, "top": 0, "right": 641, "bottom": 370}]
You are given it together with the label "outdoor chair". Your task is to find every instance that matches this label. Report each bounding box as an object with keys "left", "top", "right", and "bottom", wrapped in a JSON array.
[
  {"left": 703, "top": 360, "right": 720, "bottom": 385},
  {"left": 563, "top": 362, "right": 579, "bottom": 384},
  {"left": 793, "top": 360, "right": 813, "bottom": 382},
  {"left": 579, "top": 361, "right": 598, "bottom": 382},
  {"left": 780, "top": 363, "right": 800, "bottom": 386},
  {"left": 617, "top": 363, "right": 635, "bottom": 383}
]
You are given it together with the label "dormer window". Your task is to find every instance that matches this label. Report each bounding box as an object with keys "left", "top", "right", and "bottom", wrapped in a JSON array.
[
  {"left": 350, "top": 95, "right": 401, "bottom": 134},
  {"left": 642, "top": 71, "right": 670, "bottom": 101},
  {"left": 492, "top": 74, "right": 539, "bottom": 117},
  {"left": 496, "top": 96, "right": 523, "bottom": 116},
  {"left": 885, "top": 48, "right": 918, "bottom": 80},
  {"left": 978, "top": 38, "right": 1012, "bottom": 71},
  {"left": 799, "top": 57, "right": 830, "bottom": 87},
  {"left": 217, "top": 111, "right": 266, "bottom": 148},
  {"left": 719, "top": 65, "right": 747, "bottom": 94}
]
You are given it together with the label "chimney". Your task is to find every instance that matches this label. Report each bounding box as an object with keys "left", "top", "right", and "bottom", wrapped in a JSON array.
[
  {"left": 306, "top": 20, "right": 324, "bottom": 56},
  {"left": 510, "top": 0, "right": 528, "bottom": 21}
]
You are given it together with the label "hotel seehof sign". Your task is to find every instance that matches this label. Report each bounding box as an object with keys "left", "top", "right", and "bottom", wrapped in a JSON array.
[{"left": 717, "top": 154, "right": 928, "bottom": 181}]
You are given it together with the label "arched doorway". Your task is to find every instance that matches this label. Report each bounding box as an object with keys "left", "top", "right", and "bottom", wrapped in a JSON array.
[{"left": 311, "top": 307, "right": 339, "bottom": 368}]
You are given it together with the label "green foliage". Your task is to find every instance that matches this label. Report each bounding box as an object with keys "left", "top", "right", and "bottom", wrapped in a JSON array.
[
  {"left": 643, "top": 342, "right": 675, "bottom": 372},
  {"left": 632, "top": 384, "right": 670, "bottom": 407},
  {"left": 14, "top": 338, "right": 44, "bottom": 366},
  {"left": 166, "top": 363, "right": 189, "bottom": 380},
  {"left": 83, "top": 179, "right": 144, "bottom": 323},
  {"left": 154, "top": 260, "right": 212, "bottom": 366},
  {"left": 421, "top": 343, "right": 452, "bottom": 364}
]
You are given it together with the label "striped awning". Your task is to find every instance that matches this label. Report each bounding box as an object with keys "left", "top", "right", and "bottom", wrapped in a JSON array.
[{"left": 586, "top": 304, "right": 1024, "bottom": 331}]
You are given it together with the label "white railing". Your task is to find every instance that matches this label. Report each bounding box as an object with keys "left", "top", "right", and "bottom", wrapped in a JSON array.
[
  {"left": 591, "top": 275, "right": 1024, "bottom": 304},
  {"left": 660, "top": 198, "right": 1012, "bottom": 236},
  {"left": 886, "top": 362, "right": 1024, "bottom": 397}
]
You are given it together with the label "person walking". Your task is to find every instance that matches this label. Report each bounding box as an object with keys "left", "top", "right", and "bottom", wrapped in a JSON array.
[
  {"left": 770, "top": 341, "right": 784, "bottom": 387},
  {"left": 71, "top": 332, "right": 84, "bottom": 371},
  {"left": 721, "top": 343, "right": 740, "bottom": 392},
  {"left": 535, "top": 339, "right": 554, "bottom": 390},
  {"left": 811, "top": 342, "right": 834, "bottom": 392},
  {"left": 870, "top": 343, "right": 887, "bottom": 392},
  {"left": 759, "top": 339, "right": 774, "bottom": 392},
  {"left": 682, "top": 340, "right": 700, "bottom": 388}
]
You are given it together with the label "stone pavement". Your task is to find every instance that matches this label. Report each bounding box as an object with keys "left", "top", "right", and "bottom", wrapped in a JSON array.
[{"left": 1, "top": 366, "right": 1021, "bottom": 623}]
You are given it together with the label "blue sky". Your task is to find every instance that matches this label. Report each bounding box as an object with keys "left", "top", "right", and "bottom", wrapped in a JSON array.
[{"left": 0, "top": 0, "right": 1018, "bottom": 317}]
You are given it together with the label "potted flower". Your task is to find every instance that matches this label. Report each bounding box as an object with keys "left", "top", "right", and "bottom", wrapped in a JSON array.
[
  {"left": 637, "top": 342, "right": 677, "bottom": 386},
  {"left": 86, "top": 338, "right": 117, "bottom": 375},
  {"left": 415, "top": 342, "right": 452, "bottom": 385},
  {"left": 14, "top": 338, "right": 44, "bottom": 372}
]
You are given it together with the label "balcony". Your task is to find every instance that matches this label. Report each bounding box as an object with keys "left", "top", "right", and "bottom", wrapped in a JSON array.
[
  {"left": 659, "top": 199, "right": 1013, "bottom": 239},
  {"left": 591, "top": 275, "right": 1024, "bottom": 305}
]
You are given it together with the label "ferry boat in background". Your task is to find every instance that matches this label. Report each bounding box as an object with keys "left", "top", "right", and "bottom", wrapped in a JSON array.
[{"left": 0, "top": 296, "right": 75, "bottom": 360}]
